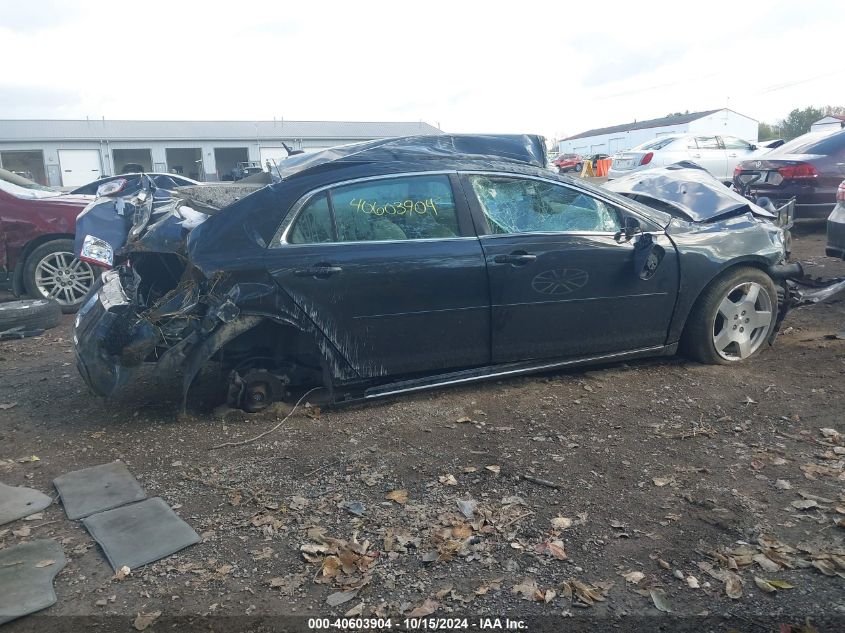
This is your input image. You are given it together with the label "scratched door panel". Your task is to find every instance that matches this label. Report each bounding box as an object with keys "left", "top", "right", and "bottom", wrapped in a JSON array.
[
  {"left": 267, "top": 239, "right": 491, "bottom": 378},
  {"left": 480, "top": 233, "right": 679, "bottom": 363}
]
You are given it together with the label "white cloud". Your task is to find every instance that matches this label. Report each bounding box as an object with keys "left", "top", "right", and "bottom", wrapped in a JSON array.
[{"left": 0, "top": 0, "right": 843, "bottom": 141}]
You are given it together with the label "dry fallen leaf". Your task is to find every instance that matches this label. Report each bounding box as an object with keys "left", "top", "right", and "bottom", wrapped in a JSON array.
[
  {"left": 535, "top": 540, "right": 567, "bottom": 560},
  {"left": 438, "top": 474, "right": 458, "bottom": 486},
  {"left": 512, "top": 577, "right": 539, "bottom": 600},
  {"left": 791, "top": 499, "right": 819, "bottom": 511},
  {"left": 569, "top": 579, "right": 607, "bottom": 605},
  {"left": 385, "top": 489, "right": 408, "bottom": 505},
  {"left": 407, "top": 599, "right": 439, "bottom": 618},
  {"left": 622, "top": 570, "right": 645, "bottom": 584},
  {"left": 652, "top": 477, "right": 673, "bottom": 487},
  {"left": 724, "top": 571, "right": 743, "bottom": 599},
  {"left": 753, "top": 553, "right": 780, "bottom": 572},
  {"left": 811, "top": 560, "right": 838, "bottom": 576},
  {"left": 133, "top": 611, "right": 161, "bottom": 631},
  {"left": 754, "top": 576, "right": 777, "bottom": 593},
  {"left": 451, "top": 523, "right": 472, "bottom": 539},
  {"left": 485, "top": 465, "right": 501, "bottom": 475},
  {"left": 289, "top": 496, "right": 308, "bottom": 511},
  {"left": 767, "top": 579, "right": 795, "bottom": 589},
  {"left": 327, "top": 588, "right": 360, "bottom": 607},
  {"left": 114, "top": 565, "right": 131, "bottom": 581},
  {"left": 775, "top": 479, "right": 792, "bottom": 490},
  {"left": 34, "top": 559, "right": 55, "bottom": 568},
  {"left": 456, "top": 499, "right": 477, "bottom": 520},
  {"left": 12, "top": 526, "right": 31, "bottom": 538},
  {"left": 343, "top": 602, "right": 363, "bottom": 617},
  {"left": 686, "top": 575, "right": 700, "bottom": 589},
  {"left": 551, "top": 516, "right": 573, "bottom": 530},
  {"left": 650, "top": 588, "right": 672, "bottom": 613},
  {"left": 456, "top": 416, "right": 472, "bottom": 424}
]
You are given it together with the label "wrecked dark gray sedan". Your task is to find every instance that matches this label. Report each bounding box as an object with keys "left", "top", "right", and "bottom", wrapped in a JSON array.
[{"left": 72, "top": 135, "right": 813, "bottom": 411}]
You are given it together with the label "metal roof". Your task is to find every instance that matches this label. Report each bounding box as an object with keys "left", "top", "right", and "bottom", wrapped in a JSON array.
[
  {"left": 564, "top": 109, "right": 726, "bottom": 141},
  {"left": 0, "top": 119, "right": 444, "bottom": 142}
]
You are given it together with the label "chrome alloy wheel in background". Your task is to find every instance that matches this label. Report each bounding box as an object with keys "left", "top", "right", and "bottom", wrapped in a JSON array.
[{"left": 34, "top": 251, "right": 96, "bottom": 307}]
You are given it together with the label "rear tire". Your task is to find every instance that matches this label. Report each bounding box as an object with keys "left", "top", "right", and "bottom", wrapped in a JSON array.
[
  {"left": 22, "top": 239, "right": 96, "bottom": 314},
  {"left": 681, "top": 266, "right": 778, "bottom": 365}
]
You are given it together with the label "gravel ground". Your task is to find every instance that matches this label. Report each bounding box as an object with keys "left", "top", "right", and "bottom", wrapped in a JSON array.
[{"left": 0, "top": 225, "right": 843, "bottom": 632}]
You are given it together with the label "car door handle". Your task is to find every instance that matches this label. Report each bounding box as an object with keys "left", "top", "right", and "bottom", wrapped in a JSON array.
[
  {"left": 691, "top": 153, "right": 701, "bottom": 158},
  {"left": 493, "top": 252, "right": 537, "bottom": 266},
  {"left": 728, "top": 153, "right": 738, "bottom": 157},
  {"left": 293, "top": 263, "right": 343, "bottom": 278}
]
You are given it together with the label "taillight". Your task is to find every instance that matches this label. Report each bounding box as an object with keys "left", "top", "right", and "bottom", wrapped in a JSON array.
[
  {"left": 837, "top": 182, "right": 845, "bottom": 202},
  {"left": 777, "top": 163, "right": 818, "bottom": 180},
  {"left": 640, "top": 152, "right": 654, "bottom": 166},
  {"left": 734, "top": 165, "right": 743, "bottom": 177}
]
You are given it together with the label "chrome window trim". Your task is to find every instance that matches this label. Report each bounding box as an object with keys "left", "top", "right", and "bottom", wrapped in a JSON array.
[
  {"left": 270, "top": 170, "right": 459, "bottom": 248},
  {"left": 269, "top": 168, "right": 667, "bottom": 247}
]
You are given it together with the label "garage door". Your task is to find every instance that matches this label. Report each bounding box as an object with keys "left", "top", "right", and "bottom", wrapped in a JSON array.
[{"left": 58, "top": 149, "right": 102, "bottom": 186}]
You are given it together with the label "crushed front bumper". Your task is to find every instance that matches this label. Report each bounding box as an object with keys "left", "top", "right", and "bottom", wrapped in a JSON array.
[{"left": 73, "top": 269, "right": 155, "bottom": 397}]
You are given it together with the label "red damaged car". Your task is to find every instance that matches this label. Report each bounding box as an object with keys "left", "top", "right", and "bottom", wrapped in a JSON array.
[
  {"left": 552, "top": 153, "right": 584, "bottom": 173},
  {"left": 0, "top": 169, "right": 96, "bottom": 312}
]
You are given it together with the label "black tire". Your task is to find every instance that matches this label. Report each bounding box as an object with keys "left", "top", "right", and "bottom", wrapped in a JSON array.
[
  {"left": 22, "top": 239, "right": 96, "bottom": 314},
  {"left": 0, "top": 299, "right": 62, "bottom": 332},
  {"left": 681, "top": 266, "right": 778, "bottom": 365}
]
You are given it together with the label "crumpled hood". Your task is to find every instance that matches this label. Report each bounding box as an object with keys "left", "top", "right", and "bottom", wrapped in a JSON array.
[{"left": 605, "top": 161, "right": 776, "bottom": 222}]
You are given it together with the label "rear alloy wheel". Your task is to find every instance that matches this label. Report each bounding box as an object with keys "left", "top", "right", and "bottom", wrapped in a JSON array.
[
  {"left": 22, "top": 239, "right": 96, "bottom": 314},
  {"left": 682, "top": 267, "right": 777, "bottom": 364}
]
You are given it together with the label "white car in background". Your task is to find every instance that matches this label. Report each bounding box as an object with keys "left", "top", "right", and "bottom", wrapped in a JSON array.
[{"left": 607, "top": 134, "right": 773, "bottom": 182}]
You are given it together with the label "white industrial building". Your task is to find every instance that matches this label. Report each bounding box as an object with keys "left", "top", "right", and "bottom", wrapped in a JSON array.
[
  {"left": 558, "top": 109, "right": 758, "bottom": 156},
  {"left": 811, "top": 115, "right": 845, "bottom": 134},
  {"left": 0, "top": 119, "right": 443, "bottom": 186}
]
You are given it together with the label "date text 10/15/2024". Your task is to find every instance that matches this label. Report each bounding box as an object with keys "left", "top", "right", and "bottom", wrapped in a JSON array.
[{"left": 307, "top": 617, "right": 528, "bottom": 630}]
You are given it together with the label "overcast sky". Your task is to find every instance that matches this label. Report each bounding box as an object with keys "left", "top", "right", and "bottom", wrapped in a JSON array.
[{"left": 1, "top": 0, "right": 843, "bottom": 141}]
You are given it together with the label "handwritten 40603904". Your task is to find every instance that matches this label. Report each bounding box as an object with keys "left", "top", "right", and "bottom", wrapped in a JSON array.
[{"left": 349, "top": 198, "right": 441, "bottom": 217}]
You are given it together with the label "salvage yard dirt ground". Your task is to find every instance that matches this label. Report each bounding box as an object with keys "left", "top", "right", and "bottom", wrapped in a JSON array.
[{"left": 1, "top": 225, "right": 843, "bottom": 631}]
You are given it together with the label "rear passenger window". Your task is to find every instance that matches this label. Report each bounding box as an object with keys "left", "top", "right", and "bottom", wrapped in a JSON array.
[
  {"left": 331, "top": 175, "right": 459, "bottom": 242},
  {"left": 289, "top": 193, "right": 334, "bottom": 244},
  {"left": 695, "top": 136, "right": 721, "bottom": 149}
]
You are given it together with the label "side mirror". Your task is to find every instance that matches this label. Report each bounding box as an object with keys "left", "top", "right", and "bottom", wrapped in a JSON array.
[
  {"left": 615, "top": 216, "right": 642, "bottom": 242},
  {"left": 749, "top": 144, "right": 757, "bottom": 151}
]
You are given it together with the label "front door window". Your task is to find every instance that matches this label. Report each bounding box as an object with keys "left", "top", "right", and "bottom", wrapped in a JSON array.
[{"left": 468, "top": 175, "right": 621, "bottom": 234}]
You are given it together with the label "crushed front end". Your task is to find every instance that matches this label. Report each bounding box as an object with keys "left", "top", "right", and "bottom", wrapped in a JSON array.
[{"left": 73, "top": 177, "right": 274, "bottom": 407}]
